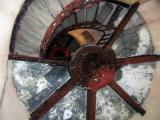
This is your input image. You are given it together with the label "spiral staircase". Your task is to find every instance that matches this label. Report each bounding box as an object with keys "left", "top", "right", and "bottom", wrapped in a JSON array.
[
  {"left": 5, "top": 0, "right": 160, "bottom": 120},
  {"left": 10, "top": 0, "right": 130, "bottom": 57}
]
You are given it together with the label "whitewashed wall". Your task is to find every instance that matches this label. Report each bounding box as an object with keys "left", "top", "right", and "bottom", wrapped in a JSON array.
[{"left": 0, "top": 0, "right": 29, "bottom": 120}]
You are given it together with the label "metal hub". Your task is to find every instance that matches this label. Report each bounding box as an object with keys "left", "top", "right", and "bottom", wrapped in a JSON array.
[{"left": 72, "top": 46, "right": 116, "bottom": 90}]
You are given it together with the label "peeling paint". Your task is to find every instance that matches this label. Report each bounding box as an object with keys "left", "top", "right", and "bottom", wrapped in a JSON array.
[{"left": 9, "top": 8, "right": 156, "bottom": 120}]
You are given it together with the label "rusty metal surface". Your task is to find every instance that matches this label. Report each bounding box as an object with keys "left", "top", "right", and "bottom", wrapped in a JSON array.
[
  {"left": 29, "top": 42, "right": 157, "bottom": 119},
  {"left": 117, "top": 55, "right": 160, "bottom": 67},
  {"left": 87, "top": 90, "right": 96, "bottom": 120},
  {"left": 8, "top": 0, "right": 160, "bottom": 120},
  {"left": 8, "top": 54, "right": 68, "bottom": 66},
  {"left": 30, "top": 78, "right": 78, "bottom": 120},
  {"left": 109, "top": 80, "right": 145, "bottom": 115},
  {"left": 9, "top": 24, "right": 157, "bottom": 119}
]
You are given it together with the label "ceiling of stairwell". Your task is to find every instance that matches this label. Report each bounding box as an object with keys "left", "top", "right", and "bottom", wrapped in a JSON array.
[{"left": 8, "top": 0, "right": 156, "bottom": 120}]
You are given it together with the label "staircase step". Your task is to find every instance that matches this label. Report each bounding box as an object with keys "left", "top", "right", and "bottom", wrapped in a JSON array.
[
  {"left": 96, "top": 2, "right": 113, "bottom": 24},
  {"left": 68, "top": 14, "right": 76, "bottom": 26},
  {"left": 86, "top": 4, "right": 98, "bottom": 22},
  {"left": 107, "top": 6, "right": 123, "bottom": 27},
  {"left": 62, "top": 19, "right": 70, "bottom": 29},
  {"left": 77, "top": 8, "right": 86, "bottom": 23},
  {"left": 14, "top": 0, "right": 63, "bottom": 57}
]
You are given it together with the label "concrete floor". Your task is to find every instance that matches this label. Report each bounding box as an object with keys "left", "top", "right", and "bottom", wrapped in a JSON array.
[{"left": 0, "top": 0, "right": 160, "bottom": 120}]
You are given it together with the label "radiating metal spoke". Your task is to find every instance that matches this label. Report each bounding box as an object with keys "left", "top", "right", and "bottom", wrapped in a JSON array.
[
  {"left": 8, "top": 54, "right": 68, "bottom": 66},
  {"left": 103, "top": 2, "right": 140, "bottom": 49},
  {"left": 117, "top": 55, "right": 160, "bottom": 67},
  {"left": 109, "top": 80, "right": 145, "bottom": 115},
  {"left": 30, "top": 78, "right": 79, "bottom": 120},
  {"left": 87, "top": 90, "right": 96, "bottom": 120}
]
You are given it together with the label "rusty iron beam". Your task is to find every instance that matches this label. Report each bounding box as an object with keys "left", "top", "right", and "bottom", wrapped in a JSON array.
[
  {"left": 87, "top": 90, "right": 96, "bottom": 120},
  {"left": 116, "top": 55, "right": 160, "bottom": 67},
  {"left": 30, "top": 78, "right": 79, "bottom": 120},
  {"left": 109, "top": 80, "right": 145, "bottom": 115},
  {"left": 8, "top": 54, "right": 67, "bottom": 66},
  {"left": 103, "top": 2, "right": 140, "bottom": 49}
]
